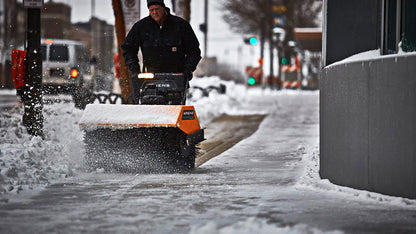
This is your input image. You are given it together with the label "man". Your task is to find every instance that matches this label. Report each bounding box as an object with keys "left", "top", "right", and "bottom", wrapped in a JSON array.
[{"left": 121, "top": 0, "right": 201, "bottom": 103}]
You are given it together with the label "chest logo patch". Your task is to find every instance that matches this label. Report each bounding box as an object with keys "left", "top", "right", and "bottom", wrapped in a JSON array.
[{"left": 172, "top": 47, "right": 177, "bottom": 52}]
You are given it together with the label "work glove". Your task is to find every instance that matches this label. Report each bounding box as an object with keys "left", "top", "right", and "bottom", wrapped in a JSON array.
[
  {"left": 127, "top": 63, "right": 141, "bottom": 104},
  {"left": 184, "top": 70, "right": 193, "bottom": 81},
  {"left": 128, "top": 63, "right": 140, "bottom": 80},
  {"left": 183, "top": 70, "right": 193, "bottom": 89}
]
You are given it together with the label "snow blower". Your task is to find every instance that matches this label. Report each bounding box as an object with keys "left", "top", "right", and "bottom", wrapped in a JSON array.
[{"left": 79, "top": 73, "right": 204, "bottom": 173}]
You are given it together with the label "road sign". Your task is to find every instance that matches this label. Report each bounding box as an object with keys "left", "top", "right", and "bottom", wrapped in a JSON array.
[
  {"left": 23, "top": 0, "right": 44, "bottom": 8},
  {"left": 122, "top": 0, "right": 140, "bottom": 33},
  {"left": 273, "top": 15, "right": 286, "bottom": 27},
  {"left": 272, "top": 5, "right": 287, "bottom": 14}
]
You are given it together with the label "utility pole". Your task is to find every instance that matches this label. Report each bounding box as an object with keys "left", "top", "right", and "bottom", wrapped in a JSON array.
[
  {"left": 203, "top": 0, "right": 208, "bottom": 57},
  {"left": 91, "top": 0, "right": 96, "bottom": 65},
  {"left": 23, "top": 1, "right": 44, "bottom": 137},
  {"left": 91, "top": 0, "right": 95, "bottom": 17},
  {"left": 198, "top": 0, "right": 208, "bottom": 57}
]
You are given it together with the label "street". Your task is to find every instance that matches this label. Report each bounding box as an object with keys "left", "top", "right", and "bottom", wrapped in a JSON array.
[{"left": 0, "top": 91, "right": 415, "bottom": 233}]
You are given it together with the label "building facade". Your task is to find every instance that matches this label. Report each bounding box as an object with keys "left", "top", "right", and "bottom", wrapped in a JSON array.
[
  {"left": 0, "top": 1, "right": 115, "bottom": 90},
  {"left": 41, "top": 2, "right": 72, "bottom": 39}
]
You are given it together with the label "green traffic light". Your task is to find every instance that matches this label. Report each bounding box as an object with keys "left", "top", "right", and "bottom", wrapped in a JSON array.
[
  {"left": 248, "top": 77, "right": 256, "bottom": 85},
  {"left": 282, "top": 58, "right": 288, "bottom": 65},
  {"left": 249, "top": 37, "right": 258, "bottom": 45}
]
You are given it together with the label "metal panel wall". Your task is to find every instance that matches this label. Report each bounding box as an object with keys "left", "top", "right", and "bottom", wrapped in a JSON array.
[
  {"left": 368, "top": 55, "right": 416, "bottom": 197},
  {"left": 320, "top": 62, "right": 370, "bottom": 190},
  {"left": 320, "top": 55, "right": 416, "bottom": 199}
]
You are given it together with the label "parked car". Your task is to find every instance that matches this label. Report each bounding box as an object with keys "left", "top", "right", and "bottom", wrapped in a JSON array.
[{"left": 41, "top": 38, "right": 94, "bottom": 108}]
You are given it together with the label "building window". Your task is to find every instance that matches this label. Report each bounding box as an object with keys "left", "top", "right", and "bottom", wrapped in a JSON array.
[
  {"left": 401, "top": 0, "right": 416, "bottom": 52},
  {"left": 383, "top": 0, "right": 398, "bottom": 54},
  {"left": 382, "top": 0, "right": 416, "bottom": 54}
]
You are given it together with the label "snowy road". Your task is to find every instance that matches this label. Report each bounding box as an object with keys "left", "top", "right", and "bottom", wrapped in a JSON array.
[{"left": 1, "top": 89, "right": 416, "bottom": 233}]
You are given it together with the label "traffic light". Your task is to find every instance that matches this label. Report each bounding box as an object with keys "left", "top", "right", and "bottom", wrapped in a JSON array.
[
  {"left": 248, "top": 77, "right": 256, "bottom": 85},
  {"left": 282, "top": 46, "right": 294, "bottom": 65},
  {"left": 249, "top": 37, "right": 258, "bottom": 45},
  {"left": 245, "top": 66, "right": 262, "bottom": 86},
  {"left": 244, "top": 36, "right": 258, "bottom": 45}
]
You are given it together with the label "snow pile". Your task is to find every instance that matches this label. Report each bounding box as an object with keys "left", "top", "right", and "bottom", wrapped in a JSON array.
[
  {"left": 296, "top": 145, "right": 416, "bottom": 207},
  {"left": 190, "top": 76, "right": 270, "bottom": 127},
  {"left": 189, "top": 77, "right": 247, "bottom": 126},
  {"left": 0, "top": 101, "right": 83, "bottom": 195}
]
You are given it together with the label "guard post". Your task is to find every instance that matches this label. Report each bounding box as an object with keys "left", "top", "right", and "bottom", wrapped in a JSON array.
[{"left": 23, "top": 0, "right": 44, "bottom": 136}]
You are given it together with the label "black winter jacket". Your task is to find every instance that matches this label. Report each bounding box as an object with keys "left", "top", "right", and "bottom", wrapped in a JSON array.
[{"left": 121, "top": 8, "right": 201, "bottom": 76}]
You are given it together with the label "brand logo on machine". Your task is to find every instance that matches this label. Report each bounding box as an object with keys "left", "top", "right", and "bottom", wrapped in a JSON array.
[
  {"left": 156, "top": 83, "right": 171, "bottom": 88},
  {"left": 182, "top": 110, "right": 195, "bottom": 120}
]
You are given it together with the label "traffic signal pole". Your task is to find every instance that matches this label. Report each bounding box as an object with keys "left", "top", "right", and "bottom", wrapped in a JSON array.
[
  {"left": 260, "top": 16, "right": 265, "bottom": 87},
  {"left": 268, "top": 0, "right": 274, "bottom": 89},
  {"left": 203, "top": 0, "right": 208, "bottom": 57},
  {"left": 24, "top": 7, "right": 44, "bottom": 137}
]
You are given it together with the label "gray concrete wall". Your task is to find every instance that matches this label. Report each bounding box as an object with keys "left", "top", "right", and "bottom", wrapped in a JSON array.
[{"left": 320, "top": 54, "right": 416, "bottom": 199}]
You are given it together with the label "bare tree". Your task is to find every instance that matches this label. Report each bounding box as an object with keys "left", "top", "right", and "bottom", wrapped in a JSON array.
[
  {"left": 222, "top": 0, "right": 322, "bottom": 88},
  {"left": 222, "top": 0, "right": 321, "bottom": 40},
  {"left": 112, "top": 0, "right": 132, "bottom": 103}
]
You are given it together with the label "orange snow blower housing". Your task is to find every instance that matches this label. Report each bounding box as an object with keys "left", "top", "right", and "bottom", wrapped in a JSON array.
[{"left": 79, "top": 73, "right": 204, "bottom": 173}]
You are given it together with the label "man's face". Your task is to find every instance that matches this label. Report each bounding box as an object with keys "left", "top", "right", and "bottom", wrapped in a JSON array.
[{"left": 149, "top": 5, "right": 165, "bottom": 24}]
